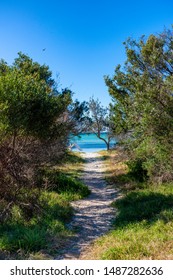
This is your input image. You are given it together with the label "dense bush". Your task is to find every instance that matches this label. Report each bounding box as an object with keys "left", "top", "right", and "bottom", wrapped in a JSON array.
[
  {"left": 126, "top": 159, "right": 148, "bottom": 182},
  {"left": 105, "top": 27, "right": 173, "bottom": 183},
  {"left": 0, "top": 53, "right": 88, "bottom": 224},
  {"left": 38, "top": 169, "right": 90, "bottom": 197}
]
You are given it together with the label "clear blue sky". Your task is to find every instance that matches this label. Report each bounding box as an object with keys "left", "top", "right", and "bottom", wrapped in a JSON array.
[{"left": 0, "top": 0, "right": 173, "bottom": 105}]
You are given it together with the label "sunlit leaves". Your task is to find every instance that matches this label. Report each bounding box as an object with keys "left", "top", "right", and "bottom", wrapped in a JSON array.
[{"left": 106, "top": 27, "right": 173, "bottom": 182}]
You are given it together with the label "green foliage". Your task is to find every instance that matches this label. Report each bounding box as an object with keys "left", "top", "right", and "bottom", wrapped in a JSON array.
[
  {"left": 0, "top": 52, "right": 87, "bottom": 222},
  {"left": 0, "top": 147, "right": 89, "bottom": 258},
  {"left": 62, "top": 151, "right": 85, "bottom": 164},
  {"left": 0, "top": 52, "right": 89, "bottom": 259},
  {"left": 0, "top": 189, "right": 72, "bottom": 255},
  {"left": 0, "top": 53, "right": 72, "bottom": 140},
  {"left": 0, "top": 169, "right": 89, "bottom": 256},
  {"left": 68, "top": 100, "right": 90, "bottom": 134},
  {"left": 102, "top": 183, "right": 173, "bottom": 259},
  {"left": 87, "top": 181, "right": 173, "bottom": 260},
  {"left": 40, "top": 191, "right": 73, "bottom": 222},
  {"left": 113, "top": 189, "right": 173, "bottom": 226},
  {"left": 0, "top": 225, "right": 47, "bottom": 252},
  {"left": 87, "top": 97, "right": 115, "bottom": 150},
  {"left": 38, "top": 169, "right": 90, "bottom": 198},
  {"left": 101, "top": 219, "right": 173, "bottom": 260},
  {"left": 126, "top": 159, "right": 148, "bottom": 182},
  {"left": 105, "top": 27, "right": 173, "bottom": 182}
]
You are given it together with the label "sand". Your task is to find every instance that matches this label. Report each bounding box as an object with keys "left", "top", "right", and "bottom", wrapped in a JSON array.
[{"left": 55, "top": 152, "right": 119, "bottom": 259}]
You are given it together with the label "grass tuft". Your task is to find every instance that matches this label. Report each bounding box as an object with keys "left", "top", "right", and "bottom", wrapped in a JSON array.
[
  {"left": 81, "top": 149, "right": 173, "bottom": 260},
  {"left": 0, "top": 151, "right": 89, "bottom": 259}
]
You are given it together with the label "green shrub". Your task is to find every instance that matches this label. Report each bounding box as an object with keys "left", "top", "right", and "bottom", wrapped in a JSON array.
[
  {"left": 38, "top": 169, "right": 90, "bottom": 197},
  {"left": 126, "top": 159, "right": 148, "bottom": 182},
  {"left": 41, "top": 191, "right": 73, "bottom": 222},
  {"left": 113, "top": 189, "right": 173, "bottom": 226},
  {"left": 0, "top": 225, "right": 47, "bottom": 252}
]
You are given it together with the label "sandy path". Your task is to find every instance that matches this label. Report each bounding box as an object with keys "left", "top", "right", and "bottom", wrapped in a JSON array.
[{"left": 55, "top": 152, "right": 119, "bottom": 259}]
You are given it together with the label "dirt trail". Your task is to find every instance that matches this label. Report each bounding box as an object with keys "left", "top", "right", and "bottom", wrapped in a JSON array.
[{"left": 55, "top": 152, "right": 119, "bottom": 259}]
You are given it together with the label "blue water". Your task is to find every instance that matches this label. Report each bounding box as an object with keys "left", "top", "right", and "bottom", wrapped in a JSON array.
[{"left": 70, "top": 132, "right": 116, "bottom": 153}]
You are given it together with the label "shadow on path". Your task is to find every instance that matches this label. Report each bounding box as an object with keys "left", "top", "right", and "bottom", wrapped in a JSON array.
[{"left": 55, "top": 152, "right": 120, "bottom": 259}]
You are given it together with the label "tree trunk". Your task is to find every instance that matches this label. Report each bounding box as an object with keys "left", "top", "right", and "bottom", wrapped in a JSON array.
[{"left": 97, "top": 134, "right": 110, "bottom": 150}]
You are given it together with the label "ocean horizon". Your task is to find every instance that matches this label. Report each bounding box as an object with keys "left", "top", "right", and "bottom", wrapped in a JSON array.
[{"left": 70, "top": 132, "right": 116, "bottom": 153}]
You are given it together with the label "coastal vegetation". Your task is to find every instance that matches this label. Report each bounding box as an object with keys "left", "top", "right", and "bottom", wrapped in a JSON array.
[
  {"left": 81, "top": 150, "right": 173, "bottom": 259},
  {"left": 0, "top": 53, "right": 89, "bottom": 259},
  {"left": 86, "top": 97, "right": 115, "bottom": 150},
  {"left": 81, "top": 27, "right": 173, "bottom": 259},
  {"left": 0, "top": 26, "right": 173, "bottom": 260},
  {"left": 105, "top": 27, "right": 173, "bottom": 184},
  {"left": 0, "top": 149, "right": 88, "bottom": 259}
]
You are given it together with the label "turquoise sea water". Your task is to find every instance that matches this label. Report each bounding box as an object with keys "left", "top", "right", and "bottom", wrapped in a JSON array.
[{"left": 70, "top": 132, "right": 116, "bottom": 153}]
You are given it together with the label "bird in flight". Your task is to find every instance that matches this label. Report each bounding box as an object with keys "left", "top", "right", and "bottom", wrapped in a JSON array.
[{"left": 42, "top": 48, "right": 46, "bottom": 51}]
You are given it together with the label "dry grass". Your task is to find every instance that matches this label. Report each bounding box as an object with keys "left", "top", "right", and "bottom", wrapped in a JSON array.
[
  {"left": 0, "top": 151, "right": 89, "bottom": 259},
  {"left": 81, "top": 149, "right": 173, "bottom": 260},
  {"left": 55, "top": 151, "right": 85, "bottom": 177}
]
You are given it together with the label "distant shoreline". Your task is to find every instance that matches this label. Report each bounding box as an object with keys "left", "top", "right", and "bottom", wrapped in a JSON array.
[{"left": 70, "top": 132, "right": 116, "bottom": 153}]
